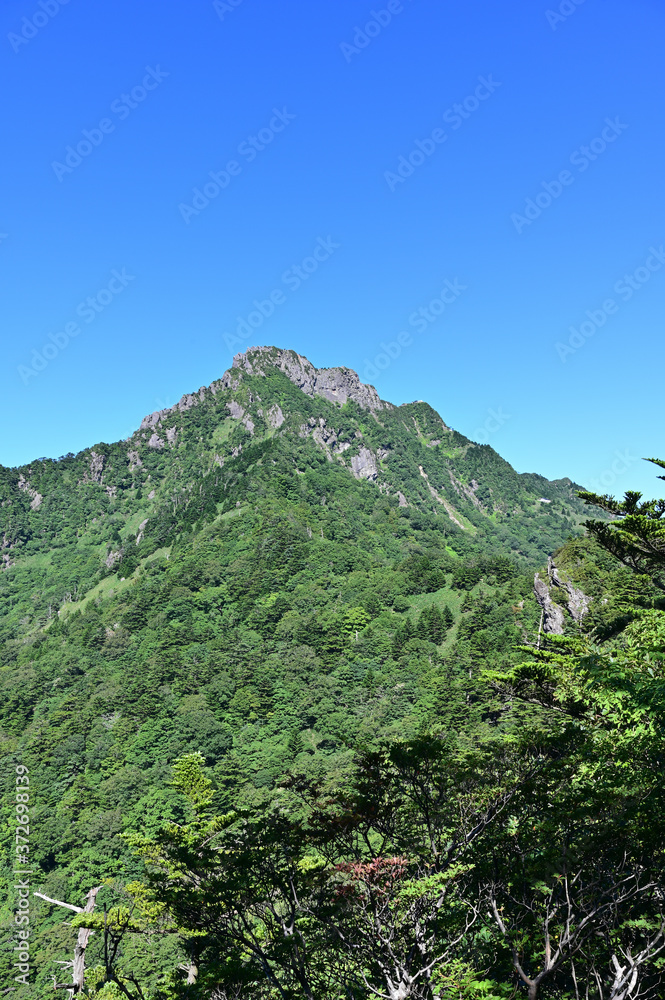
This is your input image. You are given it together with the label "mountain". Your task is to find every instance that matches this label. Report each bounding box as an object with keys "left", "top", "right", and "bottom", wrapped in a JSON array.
[
  {"left": 1, "top": 346, "right": 586, "bottom": 613},
  {"left": 0, "top": 346, "right": 598, "bottom": 994}
]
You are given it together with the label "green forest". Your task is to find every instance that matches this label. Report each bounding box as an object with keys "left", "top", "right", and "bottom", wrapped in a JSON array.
[{"left": 1, "top": 349, "right": 664, "bottom": 999}]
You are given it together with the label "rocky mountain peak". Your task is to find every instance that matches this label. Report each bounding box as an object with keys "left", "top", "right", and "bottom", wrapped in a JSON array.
[{"left": 231, "top": 346, "right": 390, "bottom": 413}]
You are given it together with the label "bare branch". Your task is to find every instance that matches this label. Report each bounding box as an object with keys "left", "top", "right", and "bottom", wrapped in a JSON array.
[{"left": 33, "top": 892, "right": 83, "bottom": 914}]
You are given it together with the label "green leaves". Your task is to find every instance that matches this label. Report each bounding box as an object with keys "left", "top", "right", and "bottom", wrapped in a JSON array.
[
  {"left": 170, "top": 752, "right": 215, "bottom": 813},
  {"left": 396, "top": 863, "right": 473, "bottom": 903},
  {"left": 70, "top": 906, "right": 144, "bottom": 934},
  {"left": 580, "top": 458, "right": 665, "bottom": 588}
]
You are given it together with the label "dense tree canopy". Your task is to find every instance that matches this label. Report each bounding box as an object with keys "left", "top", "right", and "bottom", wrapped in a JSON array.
[{"left": 2, "top": 355, "right": 663, "bottom": 998}]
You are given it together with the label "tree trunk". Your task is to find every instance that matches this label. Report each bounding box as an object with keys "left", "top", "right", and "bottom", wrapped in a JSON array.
[
  {"left": 34, "top": 885, "right": 101, "bottom": 995},
  {"left": 72, "top": 887, "right": 101, "bottom": 992}
]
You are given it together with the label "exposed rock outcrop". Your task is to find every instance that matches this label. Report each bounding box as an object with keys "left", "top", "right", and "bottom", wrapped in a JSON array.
[
  {"left": 534, "top": 572, "right": 565, "bottom": 635},
  {"left": 139, "top": 386, "right": 209, "bottom": 432},
  {"left": 232, "top": 346, "right": 389, "bottom": 413},
  {"left": 89, "top": 452, "right": 105, "bottom": 484},
  {"left": 534, "top": 558, "right": 592, "bottom": 634},
  {"left": 351, "top": 448, "right": 379, "bottom": 481},
  {"left": 549, "top": 559, "right": 592, "bottom": 622},
  {"left": 17, "top": 474, "right": 43, "bottom": 510},
  {"left": 266, "top": 404, "right": 285, "bottom": 429},
  {"left": 227, "top": 401, "right": 245, "bottom": 421},
  {"left": 448, "top": 469, "right": 484, "bottom": 510},
  {"left": 1, "top": 532, "right": 16, "bottom": 570},
  {"left": 418, "top": 466, "right": 466, "bottom": 530},
  {"left": 131, "top": 347, "right": 389, "bottom": 444},
  {"left": 311, "top": 420, "right": 338, "bottom": 457},
  {"left": 225, "top": 400, "right": 255, "bottom": 435}
]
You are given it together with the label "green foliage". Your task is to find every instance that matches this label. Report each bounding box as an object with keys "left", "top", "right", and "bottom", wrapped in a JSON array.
[
  {"left": 0, "top": 352, "right": 645, "bottom": 996},
  {"left": 580, "top": 458, "right": 665, "bottom": 588},
  {"left": 170, "top": 752, "right": 215, "bottom": 814}
]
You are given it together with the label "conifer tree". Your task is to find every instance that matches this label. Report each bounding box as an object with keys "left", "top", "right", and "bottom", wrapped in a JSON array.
[
  {"left": 579, "top": 458, "right": 665, "bottom": 588},
  {"left": 418, "top": 604, "right": 446, "bottom": 643},
  {"left": 441, "top": 604, "right": 454, "bottom": 631},
  {"left": 416, "top": 606, "right": 433, "bottom": 642},
  {"left": 392, "top": 617, "right": 415, "bottom": 657},
  {"left": 287, "top": 728, "right": 306, "bottom": 757}
]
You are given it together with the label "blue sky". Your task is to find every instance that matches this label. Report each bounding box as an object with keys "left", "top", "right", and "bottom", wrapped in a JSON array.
[{"left": 2, "top": 0, "right": 664, "bottom": 497}]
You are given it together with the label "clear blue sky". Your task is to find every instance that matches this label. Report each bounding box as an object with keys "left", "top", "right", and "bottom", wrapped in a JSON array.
[{"left": 2, "top": 0, "right": 663, "bottom": 497}]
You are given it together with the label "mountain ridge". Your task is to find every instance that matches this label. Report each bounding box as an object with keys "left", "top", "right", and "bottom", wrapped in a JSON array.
[
  {"left": 0, "top": 346, "right": 628, "bottom": 997},
  {"left": 1, "top": 346, "right": 587, "bottom": 600},
  {"left": 136, "top": 347, "right": 391, "bottom": 440}
]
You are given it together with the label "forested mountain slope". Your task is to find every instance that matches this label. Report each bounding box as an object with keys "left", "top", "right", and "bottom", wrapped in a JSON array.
[
  {"left": 1, "top": 347, "right": 636, "bottom": 997},
  {"left": 1, "top": 346, "right": 586, "bottom": 629}
]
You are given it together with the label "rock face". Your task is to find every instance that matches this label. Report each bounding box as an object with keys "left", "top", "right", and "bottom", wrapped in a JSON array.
[
  {"left": 534, "top": 573, "right": 565, "bottom": 635},
  {"left": 134, "top": 347, "right": 388, "bottom": 439},
  {"left": 549, "top": 560, "right": 592, "bottom": 622},
  {"left": 89, "top": 452, "right": 105, "bottom": 482},
  {"left": 534, "top": 557, "right": 592, "bottom": 634},
  {"left": 266, "top": 404, "right": 285, "bottom": 429},
  {"left": 231, "top": 346, "right": 389, "bottom": 413},
  {"left": 17, "top": 474, "right": 43, "bottom": 510},
  {"left": 418, "top": 466, "right": 466, "bottom": 530},
  {"left": 139, "top": 386, "right": 209, "bottom": 433},
  {"left": 226, "top": 401, "right": 245, "bottom": 421},
  {"left": 351, "top": 447, "right": 379, "bottom": 481}
]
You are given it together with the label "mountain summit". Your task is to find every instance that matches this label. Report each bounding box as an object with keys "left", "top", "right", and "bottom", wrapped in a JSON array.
[
  {"left": 1, "top": 346, "right": 586, "bottom": 601},
  {"left": 0, "top": 346, "right": 611, "bottom": 996},
  {"left": 229, "top": 346, "right": 388, "bottom": 412}
]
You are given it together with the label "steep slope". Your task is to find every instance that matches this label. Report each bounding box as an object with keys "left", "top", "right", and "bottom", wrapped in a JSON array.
[
  {"left": 0, "top": 346, "right": 599, "bottom": 993},
  {"left": 0, "top": 346, "right": 585, "bottom": 636}
]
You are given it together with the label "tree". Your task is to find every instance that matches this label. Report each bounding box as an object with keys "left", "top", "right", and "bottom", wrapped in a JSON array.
[
  {"left": 579, "top": 458, "right": 665, "bottom": 588},
  {"left": 392, "top": 617, "right": 415, "bottom": 657},
  {"left": 417, "top": 605, "right": 446, "bottom": 644},
  {"left": 287, "top": 728, "right": 306, "bottom": 758},
  {"left": 32, "top": 886, "right": 101, "bottom": 995},
  {"left": 479, "top": 459, "right": 665, "bottom": 999},
  {"left": 133, "top": 739, "right": 544, "bottom": 999}
]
